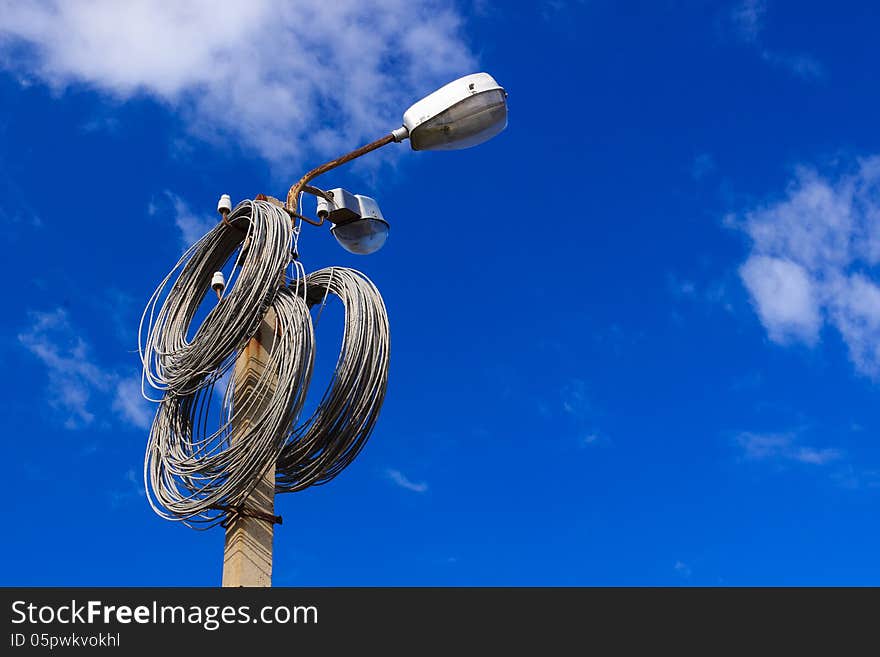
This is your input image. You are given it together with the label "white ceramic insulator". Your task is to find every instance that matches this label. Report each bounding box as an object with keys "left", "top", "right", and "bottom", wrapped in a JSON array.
[{"left": 217, "top": 194, "right": 232, "bottom": 214}]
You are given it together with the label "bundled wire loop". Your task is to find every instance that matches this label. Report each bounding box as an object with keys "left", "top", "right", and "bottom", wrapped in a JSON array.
[
  {"left": 139, "top": 200, "right": 293, "bottom": 397},
  {"left": 277, "top": 267, "right": 390, "bottom": 493},
  {"left": 139, "top": 200, "right": 390, "bottom": 528}
]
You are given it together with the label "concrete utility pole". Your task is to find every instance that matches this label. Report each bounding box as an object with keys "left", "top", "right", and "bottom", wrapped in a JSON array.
[{"left": 222, "top": 308, "right": 278, "bottom": 587}]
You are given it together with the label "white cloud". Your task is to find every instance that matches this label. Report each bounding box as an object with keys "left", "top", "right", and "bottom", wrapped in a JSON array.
[
  {"left": 112, "top": 378, "right": 153, "bottom": 430},
  {"left": 730, "top": 0, "right": 766, "bottom": 44},
  {"left": 760, "top": 50, "right": 825, "bottom": 80},
  {"left": 668, "top": 274, "right": 697, "bottom": 298},
  {"left": 793, "top": 446, "right": 843, "bottom": 466},
  {"left": 673, "top": 561, "right": 692, "bottom": 578},
  {"left": 385, "top": 468, "right": 428, "bottom": 493},
  {"left": 18, "top": 309, "right": 112, "bottom": 427},
  {"left": 739, "top": 168, "right": 855, "bottom": 270},
  {"left": 561, "top": 378, "right": 589, "bottom": 417},
  {"left": 739, "top": 256, "right": 820, "bottom": 344},
  {"left": 735, "top": 157, "right": 880, "bottom": 377},
  {"left": 540, "top": 0, "right": 587, "bottom": 22},
  {"left": 110, "top": 467, "right": 147, "bottom": 508},
  {"left": 728, "top": 0, "right": 824, "bottom": 80},
  {"left": 830, "top": 465, "right": 880, "bottom": 490},
  {"left": 735, "top": 431, "right": 842, "bottom": 465},
  {"left": 0, "top": 0, "right": 476, "bottom": 167},
  {"left": 667, "top": 274, "right": 734, "bottom": 314},
  {"left": 736, "top": 431, "right": 790, "bottom": 459},
  {"left": 19, "top": 307, "right": 153, "bottom": 429},
  {"left": 552, "top": 378, "right": 608, "bottom": 447},
  {"left": 150, "top": 191, "right": 215, "bottom": 248}
]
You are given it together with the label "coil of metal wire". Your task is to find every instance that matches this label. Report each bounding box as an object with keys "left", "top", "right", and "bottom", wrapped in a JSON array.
[
  {"left": 138, "top": 200, "right": 292, "bottom": 397},
  {"left": 145, "top": 287, "right": 314, "bottom": 527},
  {"left": 139, "top": 199, "right": 390, "bottom": 528},
  {"left": 276, "top": 267, "right": 390, "bottom": 493}
]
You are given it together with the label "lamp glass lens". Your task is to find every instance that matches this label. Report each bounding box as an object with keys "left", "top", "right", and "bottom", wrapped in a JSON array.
[
  {"left": 331, "top": 218, "right": 390, "bottom": 255},
  {"left": 410, "top": 89, "right": 507, "bottom": 151}
]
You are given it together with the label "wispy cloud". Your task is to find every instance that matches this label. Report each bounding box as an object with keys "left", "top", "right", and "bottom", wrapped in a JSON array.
[
  {"left": 726, "top": 0, "right": 824, "bottom": 80},
  {"left": 730, "top": 0, "right": 766, "bottom": 44},
  {"left": 760, "top": 50, "right": 825, "bottom": 80},
  {"left": 540, "top": 0, "right": 587, "bottom": 22},
  {"left": 668, "top": 274, "right": 698, "bottom": 299},
  {"left": 582, "top": 432, "right": 601, "bottom": 447},
  {"left": 18, "top": 308, "right": 152, "bottom": 430},
  {"left": 667, "top": 274, "right": 734, "bottom": 315},
  {"left": 0, "top": 169, "right": 42, "bottom": 233},
  {"left": 793, "top": 446, "right": 844, "bottom": 465},
  {"left": 0, "top": 0, "right": 476, "bottom": 169},
  {"left": 385, "top": 468, "right": 428, "bottom": 493},
  {"left": 18, "top": 309, "right": 112, "bottom": 428},
  {"left": 732, "top": 156, "right": 880, "bottom": 377},
  {"left": 830, "top": 465, "right": 880, "bottom": 490},
  {"left": 150, "top": 191, "right": 216, "bottom": 248},
  {"left": 674, "top": 561, "right": 692, "bottom": 578},
  {"left": 735, "top": 431, "right": 842, "bottom": 465},
  {"left": 79, "top": 114, "right": 120, "bottom": 135},
  {"left": 561, "top": 378, "right": 590, "bottom": 418},
  {"left": 112, "top": 378, "right": 153, "bottom": 430},
  {"left": 539, "top": 378, "right": 609, "bottom": 448},
  {"left": 110, "top": 468, "right": 147, "bottom": 508},
  {"left": 104, "top": 288, "right": 138, "bottom": 346}
]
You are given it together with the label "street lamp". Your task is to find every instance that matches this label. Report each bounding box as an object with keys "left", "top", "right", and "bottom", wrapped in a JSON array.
[
  {"left": 396, "top": 72, "right": 508, "bottom": 151},
  {"left": 154, "top": 71, "right": 510, "bottom": 587},
  {"left": 279, "top": 72, "right": 508, "bottom": 253}
]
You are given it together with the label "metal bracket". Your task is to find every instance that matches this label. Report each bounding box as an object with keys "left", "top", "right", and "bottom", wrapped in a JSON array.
[{"left": 211, "top": 504, "right": 283, "bottom": 527}]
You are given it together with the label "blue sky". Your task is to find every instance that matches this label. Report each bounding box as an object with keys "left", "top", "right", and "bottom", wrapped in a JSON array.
[{"left": 2, "top": 0, "right": 880, "bottom": 585}]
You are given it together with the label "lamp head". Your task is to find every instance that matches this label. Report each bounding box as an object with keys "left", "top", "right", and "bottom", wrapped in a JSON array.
[
  {"left": 321, "top": 188, "right": 390, "bottom": 255},
  {"left": 400, "top": 72, "right": 508, "bottom": 151}
]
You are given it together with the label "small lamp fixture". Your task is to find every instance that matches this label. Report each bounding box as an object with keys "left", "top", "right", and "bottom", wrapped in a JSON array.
[{"left": 318, "top": 188, "right": 390, "bottom": 255}]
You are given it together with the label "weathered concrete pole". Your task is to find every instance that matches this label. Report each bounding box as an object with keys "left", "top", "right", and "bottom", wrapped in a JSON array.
[{"left": 222, "top": 308, "right": 277, "bottom": 587}]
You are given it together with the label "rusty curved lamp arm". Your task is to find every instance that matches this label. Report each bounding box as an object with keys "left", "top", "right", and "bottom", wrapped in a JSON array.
[{"left": 283, "top": 133, "right": 397, "bottom": 216}]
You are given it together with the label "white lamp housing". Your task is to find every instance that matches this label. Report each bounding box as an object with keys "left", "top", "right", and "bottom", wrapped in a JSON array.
[
  {"left": 401, "top": 72, "right": 508, "bottom": 151},
  {"left": 321, "top": 188, "right": 390, "bottom": 255},
  {"left": 317, "top": 188, "right": 360, "bottom": 223}
]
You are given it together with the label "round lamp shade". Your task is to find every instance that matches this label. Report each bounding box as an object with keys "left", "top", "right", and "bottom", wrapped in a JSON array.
[{"left": 331, "top": 218, "right": 390, "bottom": 255}]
